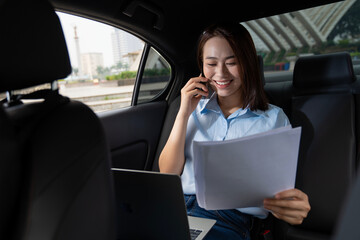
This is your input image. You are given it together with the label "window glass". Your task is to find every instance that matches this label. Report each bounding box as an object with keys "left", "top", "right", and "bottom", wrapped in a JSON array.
[
  {"left": 57, "top": 12, "right": 169, "bottom": 112},
  {"left": 138, "top": 47, "right": 171, "bottom": 104},
  {"left": 243, "top": 0, "right": 360, "bottom": 73}
]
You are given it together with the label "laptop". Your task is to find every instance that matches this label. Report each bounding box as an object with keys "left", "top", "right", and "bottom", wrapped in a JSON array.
[{"left": 111, "top": 168, "right": 216, "bottom": 240}]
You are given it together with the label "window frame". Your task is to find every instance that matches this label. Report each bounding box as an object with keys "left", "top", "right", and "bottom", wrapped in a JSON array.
[
  {"left": 132, "top": 43, "right": 174, "bottom": 106},
  {"left": 57, "top": 10, "right": 175, "bottom": 110}
]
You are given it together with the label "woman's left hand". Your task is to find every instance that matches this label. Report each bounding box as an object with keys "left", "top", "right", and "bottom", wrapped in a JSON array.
[{"left": 263, "top": 188, "right": 311, "bottom": 225}]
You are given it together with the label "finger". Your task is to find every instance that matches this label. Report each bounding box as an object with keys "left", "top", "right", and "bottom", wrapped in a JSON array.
[
  {"left": 271, "top": 212, "right": 304, "bottom": 225},
  {"left": 264, "top": 198, "right": 310, "bottom": 211},
  {"left": 185, "top": 88, "right": 208, "bottom": 98},
  {"left": 264, "top": 204, "right": 309, "bottom": 219},
  {"left": 183, "top": 81, "right": 199, "bottom": 92},
  {"left": 183, "top": 77, "right": 199, "bottom": 88},
  {"left": 185, "top": 77, "right": 208, "bottom": 88},
  {"left": 186, "top": 80, "right": 209, "bottom": 93},
  {"left": 274, "top": 189, "right": 308, "bottom": 201}
]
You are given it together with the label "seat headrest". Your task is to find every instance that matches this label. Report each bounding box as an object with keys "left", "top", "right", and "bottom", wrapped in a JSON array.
[
  {"left": 293, "top": 52, "right": 355, "bottom": 89},
  {"left": 0, "top": 0, "right": 71, "bottom": 92}
]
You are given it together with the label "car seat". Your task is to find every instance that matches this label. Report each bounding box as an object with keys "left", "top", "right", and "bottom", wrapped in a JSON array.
[
  {"left": 0, "top": 0, "right": 116, "bottom": 239},
  {"left": 332, "top": 165, "right": 360, "bottom": 240},
  {"left": 281, "top": 52, "right": 357, "bottom": 240}
]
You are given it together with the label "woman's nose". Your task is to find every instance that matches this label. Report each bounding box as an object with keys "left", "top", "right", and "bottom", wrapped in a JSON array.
[{"left": 215, "top": 63, "right": 228, "bottom": 77}]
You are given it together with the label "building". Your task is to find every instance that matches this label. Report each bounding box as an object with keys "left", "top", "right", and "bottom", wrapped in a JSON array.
[
  {"left": 243, "top": 0, "right": 357, "bottom": 52},
  {"left": 111, "top": 28, "right": 144, "bottom": 66},
  {"left": 81, "top": 52, "right": 104, "bottom": 79},
  {"left": 73, "top": 25, "right": 83, "bottom": 76}
]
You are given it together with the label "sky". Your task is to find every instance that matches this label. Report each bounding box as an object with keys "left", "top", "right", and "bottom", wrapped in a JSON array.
[{"left": 57, "top": 12, "right": 115, "bottom": 68}]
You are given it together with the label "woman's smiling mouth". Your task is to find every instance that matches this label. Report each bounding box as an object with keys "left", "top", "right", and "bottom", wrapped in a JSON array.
[{"left": 214, "top": 80, "right": 233, "bottom": 87}]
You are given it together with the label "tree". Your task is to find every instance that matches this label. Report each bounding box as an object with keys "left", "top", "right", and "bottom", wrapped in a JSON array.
[
  {"left": 72, "top": 67, "right": 79, "bottom": 76},
  {"left": 115, "top": 61, "right": 123, "bottom": 70},
  {"left": 328, "top": 0, "right": 360, "bottom": 41},
  {"left": 113, "top": 61, "right": 129, "bottom": 72},
  {"left": 96, "top": 66, "right": 105, "bottom": 76},
  {"left": 96, "top": 66, "right": 111, "bottom": 79}
]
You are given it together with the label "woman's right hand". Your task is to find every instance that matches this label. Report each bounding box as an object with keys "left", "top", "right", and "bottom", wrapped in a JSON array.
[
  {"left": 179, "top": 75, "right": 209, "bottom": 118},
  {"left": 159, "top": 75, "right": 209, "bottom": 175}
]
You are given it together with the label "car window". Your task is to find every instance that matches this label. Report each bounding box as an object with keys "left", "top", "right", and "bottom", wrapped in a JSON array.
[
  {"left": 137, "top": 47, "right": 171, "bottom": 104},
  {"left": 243, "top": 0, "right": 360, "bottom": 73},
  {"left": 56, "top": 12, "right": 171, "bottom": 112}
]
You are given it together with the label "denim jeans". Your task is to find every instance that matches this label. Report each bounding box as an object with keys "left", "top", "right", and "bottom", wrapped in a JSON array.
[{"left": 185, "top": 195, "right": 253, "bottom": 240}]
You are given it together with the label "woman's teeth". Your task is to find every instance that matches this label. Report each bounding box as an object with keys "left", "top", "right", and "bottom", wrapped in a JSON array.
[{"left": 215, "top": 80, "right": 231, "bottom": 85}]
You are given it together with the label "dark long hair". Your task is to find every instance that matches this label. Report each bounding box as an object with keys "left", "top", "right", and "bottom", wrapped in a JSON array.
[{"left": 197, "top": 23, "right": 268, "bottom": 111}]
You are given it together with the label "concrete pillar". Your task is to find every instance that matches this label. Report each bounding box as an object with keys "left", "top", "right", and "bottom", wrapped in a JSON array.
[
  {"left": 245, "top": 21, "right": 278, "bottom": 52},
  {"left": 292, "top": 11, "right": 326, "bottom": 45},
  {"left": 255, "top": 19, "right": 289, "bottom": 51},
  {"left": 267, "top": 16, "right": 298, "bottom": 49},
  {"left": 279, "top": 13, "right": 313, "bottom": 47}
]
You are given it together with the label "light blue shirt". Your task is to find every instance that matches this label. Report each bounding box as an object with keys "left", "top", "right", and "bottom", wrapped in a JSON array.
[{"left": 181, "top": 92, "right": 290, "bottom": 218}]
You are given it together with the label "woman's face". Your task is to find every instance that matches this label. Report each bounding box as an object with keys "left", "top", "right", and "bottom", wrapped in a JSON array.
[{"left": 202, "top": 36, "right": 242, "bottom": 99}]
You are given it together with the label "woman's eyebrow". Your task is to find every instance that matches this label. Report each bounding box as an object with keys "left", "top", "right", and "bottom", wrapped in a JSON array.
[
  {"left": 225, "top": 55, "right": 235, "bottom": 60},
  {"left": 205, "top": 55, "right": 235, "bottom": 60}
]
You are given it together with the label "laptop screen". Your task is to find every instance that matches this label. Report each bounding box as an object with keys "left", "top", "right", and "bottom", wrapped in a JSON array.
[{"left": 112, "top": 168, "right": 191, "bottom": 240}]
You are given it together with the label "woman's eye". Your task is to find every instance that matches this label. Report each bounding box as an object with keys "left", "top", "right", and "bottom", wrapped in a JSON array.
[
  {"left": 207, "top": 63, "right": 216, "bottom": 67},
  {"left": 226, "top": 62, "right": 236, "bottom": 66}
]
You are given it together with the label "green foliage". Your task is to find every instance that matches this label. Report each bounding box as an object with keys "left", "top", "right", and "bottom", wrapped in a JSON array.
[
  {"left": 106, "top": 71, "right": 136, "bottom": 81},
  {"left": 328, "top": 0, "right": 360, "bottom": 40},
  {"left": 106, "top": 68, "right": 171, "bottom": 81},
  {"left": 338, "top": 39, "right": 350, "bottom": 47},
  {"left": 286, "top": 52, "right": 297, "bottom": 57},
  {"left": 276, "top": 49, "right": 286, "bottom": 62},
  {"left": 120, "top": 71, "right": 137, "bottom": 79},
  {"left": 299, "top": 46, "right": 309, "bottom": 53},
  {"left": 351, "top": 51, "right": 360, "bottom": 58},
  {"left": 144, "top": 68, "right": 171, "bottom": 77},
  {"left": 264, "top": 51, "right": 275, "bottom": 64}
]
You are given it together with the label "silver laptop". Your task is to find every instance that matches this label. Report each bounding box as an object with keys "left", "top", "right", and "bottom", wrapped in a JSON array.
[{"left": 112, "top": 168, "right": 216, "bottom": 240}]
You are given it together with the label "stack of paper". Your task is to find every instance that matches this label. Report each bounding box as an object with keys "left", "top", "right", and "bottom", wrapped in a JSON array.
[{"left": 193, "top": 125, "right": 301, "bottom": 210}]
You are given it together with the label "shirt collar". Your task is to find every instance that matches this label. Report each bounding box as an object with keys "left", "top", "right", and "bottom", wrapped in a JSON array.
[
  {"left": 199, "top": 92, "right": 220, "bottom": 114},
  {"left": 199, "top": 92, "right": 269, "bottom": 118},
  {"left": 251, "top": 108, "right": 269, "bottom": 118}
]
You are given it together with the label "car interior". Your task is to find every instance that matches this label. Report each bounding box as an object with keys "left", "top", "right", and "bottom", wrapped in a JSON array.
[{"left": 1, "top": 0, "right": 359, "bottom": 239}]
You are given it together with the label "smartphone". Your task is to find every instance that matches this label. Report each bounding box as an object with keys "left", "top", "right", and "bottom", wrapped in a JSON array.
[
  {"left": 196, "top": 71, "right": 206, "bottom": 91},
  {"left": 198, "top": 71, "right": 212, "bottom": 98}
]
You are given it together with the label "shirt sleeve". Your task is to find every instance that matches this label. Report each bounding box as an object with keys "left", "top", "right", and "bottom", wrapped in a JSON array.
[{"left": 275, "top": 107, "right": 291, "bottom": 127}]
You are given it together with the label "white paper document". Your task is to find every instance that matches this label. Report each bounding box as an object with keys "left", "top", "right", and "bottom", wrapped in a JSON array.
[{"left": 193, "top": 125, "right": 301, "bottom": 210}]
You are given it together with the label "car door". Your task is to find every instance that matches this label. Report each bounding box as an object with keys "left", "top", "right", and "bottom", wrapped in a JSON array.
[{"left": 98, "top": 45, "right": 172, "bottom": 171}]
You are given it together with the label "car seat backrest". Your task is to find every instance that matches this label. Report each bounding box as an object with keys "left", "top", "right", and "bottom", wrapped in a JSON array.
[
  {"left": 293, "top": 52, "right": 355, "bottom": 89},
  {"left": 0, "top": 0, "right": 71, "bottom": 92},
  {"left": 0, "top": 107, "right": 21, "bottom": 238},
  {"left": 288, "top": 52, "right": 357, "bottom": 236},
  {"left": 264, "top": 76, "right": 293, "bottom": 118},
  {"left": 332, "top": 165, "right": 360, "bottom": 240},
  {"left": 0, "top": 0, "right": 116, "bottom": 239}
]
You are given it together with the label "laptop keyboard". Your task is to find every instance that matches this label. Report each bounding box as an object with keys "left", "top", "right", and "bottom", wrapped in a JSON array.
[{"left": 190, "top": 228, "right": 203, "bottom": 240}]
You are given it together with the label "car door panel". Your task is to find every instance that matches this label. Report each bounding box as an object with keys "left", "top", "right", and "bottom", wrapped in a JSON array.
[{"left": 99, "top": 101, "right": 168, "bottom": 171}]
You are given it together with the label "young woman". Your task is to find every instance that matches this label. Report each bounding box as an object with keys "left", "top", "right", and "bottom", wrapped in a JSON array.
[{"left": 159, "top": 23, "right": 310, "bottom": 240}]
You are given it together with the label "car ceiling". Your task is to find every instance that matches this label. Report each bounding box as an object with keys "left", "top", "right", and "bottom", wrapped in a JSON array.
[{"left": 50, "top": 0, "right": 342, "bottom": 65}]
